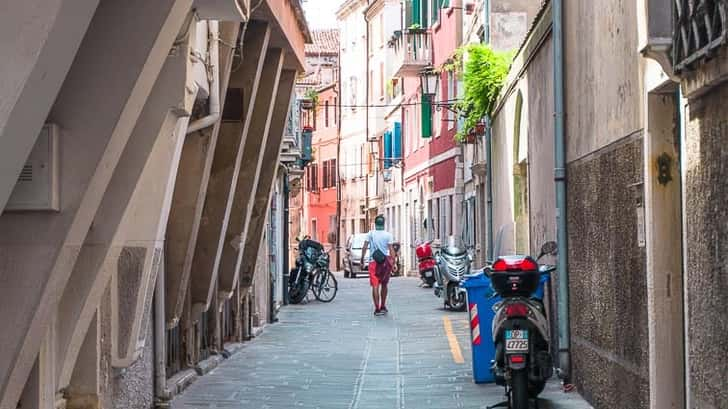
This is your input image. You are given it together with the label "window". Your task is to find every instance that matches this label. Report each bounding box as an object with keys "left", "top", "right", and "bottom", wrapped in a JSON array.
[
  {"left": 447, "top": 71, "right": 455, "bottom": 129},
  {"left": 379, "top": 14, "right": 385, "bottom": 47},
  {"left": 321, "top": 159, "right": 337, "bottom": 188},
  {"left": 379, "top": 63, "right": 385, "bottom": 99},
  {"left": 322, "top": 160, "right": 329, "bottom": 189},
  {"left": 330, "top": 159, "right": 337, "bottom": 188},
  {"left": 311, "top": 163, "right": 319, "bottom": 191},
  {"left": 448, "top": 194, "right": 454, "bottom": 236},
  {"left": 369, "top": 70, "right": 374, "bottom": 100},
  {"left": 311, "top": 219, "right": 318, "bottom": 241},
  {"left": 325, "top": 100, "right": 329, "bottom": 128},
  {"left": 334, "top": 97, "right": 337, "bottom": 124}
]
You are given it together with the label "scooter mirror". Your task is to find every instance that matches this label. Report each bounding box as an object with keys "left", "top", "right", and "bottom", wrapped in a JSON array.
[{"left": 539, "top": 241, "right": 558, "bottom": 258}]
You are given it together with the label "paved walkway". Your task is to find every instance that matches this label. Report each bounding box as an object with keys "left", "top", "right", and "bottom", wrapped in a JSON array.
[{"left": 171, "top": 274, "right": 592, "bottom": 409}]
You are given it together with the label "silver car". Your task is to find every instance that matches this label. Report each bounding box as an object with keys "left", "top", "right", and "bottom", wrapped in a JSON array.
[{"left": 343, "top": 233, "right": 370, "bottom": 278}]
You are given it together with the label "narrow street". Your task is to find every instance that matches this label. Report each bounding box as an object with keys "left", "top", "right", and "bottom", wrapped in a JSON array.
[{"left": 171, "top": 275, "right": 591, "bottom": 409}]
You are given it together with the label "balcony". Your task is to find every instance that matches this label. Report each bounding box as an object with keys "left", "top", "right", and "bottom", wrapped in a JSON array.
[
  {"left": 391, "top": 29, "right": 433, "bottom": 77},
  {"left": 673, "top": 0, "right": 728, "bottom": 72}
]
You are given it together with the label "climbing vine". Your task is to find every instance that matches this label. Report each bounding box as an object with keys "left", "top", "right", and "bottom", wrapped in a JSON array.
[
  {"left": 455, "top": 44, "right": 513, "bottom": 142},
  {"left": 303, "top": 89, "right": 320, "bottom": 108}
]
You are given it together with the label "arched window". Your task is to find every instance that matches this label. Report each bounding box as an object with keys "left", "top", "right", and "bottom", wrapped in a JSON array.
[{"left": 512, "top": 91, "right": 529, "bottom": 254}]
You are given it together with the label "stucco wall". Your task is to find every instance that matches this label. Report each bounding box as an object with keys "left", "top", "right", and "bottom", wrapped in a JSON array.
[
  {"left": 564, "top": 0, "right": 643, "bottom": 162},
  {"left": 253, "top": 231, "right": 271, "bottom": 327},
  {"left": 524, "top": 38, "right": 555, "bottom": 254},
  {"left": 566, "top": 134, "right": 649, "bottom": 409},
  {"left": 683, "top": 85, "right": 728, "bottom": 409},
  {"left": 99, "top": 286, "right": 154, "bottom": 409}
]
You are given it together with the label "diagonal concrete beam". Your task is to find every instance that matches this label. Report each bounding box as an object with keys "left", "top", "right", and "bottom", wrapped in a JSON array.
[
  {"left": 165, "top": 21, "right": 269, "bottom": 325},
  {"left": 0, "top": 0, "right": 100, "bottom": 211},
  {"left": 218, "top": 49, "right": 285, "bottom": 297},
  {"left": 55, "top": 42, "right": 189, "bottom": 388},
  {"left": 188, "top": 23, "right": 275, "bottom": 311},
  {"left": 0, "top": 1, "right": 192, "bottom": 408},
  {"left": 238, "top": 69, "right": 296, "bottom": 288}
]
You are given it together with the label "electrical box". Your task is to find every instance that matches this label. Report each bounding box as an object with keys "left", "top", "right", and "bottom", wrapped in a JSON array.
[{"left": 6, "top": 124, "right": 60, "bottom": 211}]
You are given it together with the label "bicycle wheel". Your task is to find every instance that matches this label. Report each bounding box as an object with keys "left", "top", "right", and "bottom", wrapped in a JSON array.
[{"left": 313, "top": 271, "right": 338, "bottom": 302}]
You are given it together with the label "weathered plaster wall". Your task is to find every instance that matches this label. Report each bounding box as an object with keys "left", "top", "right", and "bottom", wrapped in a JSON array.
[
  {"left": 566, "top": 134, "right": 649, "bottom": 409},
  {"left": 99, "top": 286, "right": 154, "bottom": 409},
  {"left": 252, "top": 231, "right": 271, "bottom": 327},
  {"left": 524, "top": 38, "right": 555, "bottom": 254},
  {"left": 683, "top": 85, "right": 728, "bottom": 409},
  {"left": 564, "top": 0, "right": 643, "bottom": 162}
]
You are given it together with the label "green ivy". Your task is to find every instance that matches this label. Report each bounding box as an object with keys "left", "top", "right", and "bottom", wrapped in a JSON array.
[
  {"left": 455, "top": 44, "right": 513, "bottom": 142},
  {"left": 304, "top": 89, "right": 319, "bottom": 108}
]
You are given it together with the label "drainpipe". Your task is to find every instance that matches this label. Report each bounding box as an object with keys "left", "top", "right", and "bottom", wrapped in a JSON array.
[
  {"left": 553, "top": 0, "right": 571, "bottom": 381},
  {"left": 187, "top": 21, "right": 220, "bottom": 134},
  {"left": 282, "top": 171, "right": 290, "bottom": 305},
  {"left": 485, "top": 116, "right": 494, "bottom": 261},
  {"left": 154, "top": 253, "right": 169, "bottom": 401},
  {"left": 335, "top": 57, "right": 342, "bottom": 270},
  {"left": 364, "top": 7, "right": 371, "bottom": 228}
]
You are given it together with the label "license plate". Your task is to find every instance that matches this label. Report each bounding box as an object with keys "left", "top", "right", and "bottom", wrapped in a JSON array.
[
  {"left": 424, "top": 270, "right": 433, "bottom": 277},
  {"left": 505, "top": 330, "right": 529, "bottom": 353}
]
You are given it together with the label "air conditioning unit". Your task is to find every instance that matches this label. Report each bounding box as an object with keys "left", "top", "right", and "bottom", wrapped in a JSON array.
[{"left": 6, "top": 124, "right": 60, "bottom": 211}]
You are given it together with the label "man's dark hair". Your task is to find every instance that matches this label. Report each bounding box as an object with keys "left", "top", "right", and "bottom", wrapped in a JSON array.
[{"left": 374, "top": 215, "right": 385, "bottom": 227}]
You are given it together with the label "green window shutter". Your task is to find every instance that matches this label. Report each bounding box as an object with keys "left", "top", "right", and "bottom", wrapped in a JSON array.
[
  {"left": 412, "top": 0, "right": 421, "bottom": 26},
  {"left": 421, "top": 94, "right": 432, "bottom": 138},
  {"left": 421, "top": 0, "right": 428, "bottom": 27},
  {"left": 441, "top": 0, "right": 450, "bottom": 8}
]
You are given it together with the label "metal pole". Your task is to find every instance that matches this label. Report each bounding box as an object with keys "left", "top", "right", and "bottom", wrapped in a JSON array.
[
  {"left": 553, "top": 0, "right": 571, "bottom": 381},
  {"left": 282, "top": 172, "right": 290, "bottom": 305},
  {"left": 485, "top": 116, "right": 494, "bottom": 261},
  {"left": 335, "top": 53, "right": 342, "bottom": 270}
]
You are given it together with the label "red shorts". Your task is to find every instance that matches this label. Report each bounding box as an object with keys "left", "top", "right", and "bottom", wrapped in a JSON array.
[{"left": 369, "top": 258, "right": 392, "bottom": 287}]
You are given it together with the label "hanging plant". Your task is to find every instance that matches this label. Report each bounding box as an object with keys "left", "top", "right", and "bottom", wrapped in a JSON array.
[
  {"left": 438, "top": 47, "right": 465, "bottom": 76},
  {"left": 454, "top": 44, "right": 513, "bottom": 142},
  {"left": 302, "top": 89, "right": 319, "bottom": 110}
]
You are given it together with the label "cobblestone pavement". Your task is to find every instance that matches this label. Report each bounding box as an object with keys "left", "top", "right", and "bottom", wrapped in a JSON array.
[{"left": 171, "top": 274, "right": 593, "bottom": 409}]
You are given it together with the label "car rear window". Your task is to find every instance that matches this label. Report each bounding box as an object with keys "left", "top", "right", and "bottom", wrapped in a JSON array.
[{"left": 351, "top": 234, "right": 367, "bottom": 248}]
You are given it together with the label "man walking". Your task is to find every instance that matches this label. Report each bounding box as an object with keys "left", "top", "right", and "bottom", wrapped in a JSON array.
[{"left": 360, "top": 215, "right": 395, "bottom": 315}]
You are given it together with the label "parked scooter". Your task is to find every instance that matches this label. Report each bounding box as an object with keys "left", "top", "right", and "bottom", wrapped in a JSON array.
[
  {"left": 486, "top": 241, "right": 558, "bottom": 409},
  {"left": 288, "top": 236, "right": 338, "bottom": 304},
  {"left": 433, "top": 236, "right": 472, "bottom": 310},
  {"left": 416, "top": 240, "right": 437, "bottom": 287}
]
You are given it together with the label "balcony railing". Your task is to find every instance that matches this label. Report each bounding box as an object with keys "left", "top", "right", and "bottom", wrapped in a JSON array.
[
  {"left": 392, "top": 29, "right": 433, "bottom": 77},
  {"left": 674, "top": 0, "right": 728, "bottom": 72}
]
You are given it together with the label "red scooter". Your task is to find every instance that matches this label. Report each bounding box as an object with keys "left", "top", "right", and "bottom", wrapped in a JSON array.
[{"left": 416, "top": 241, "right": 437, "bottom": 287}]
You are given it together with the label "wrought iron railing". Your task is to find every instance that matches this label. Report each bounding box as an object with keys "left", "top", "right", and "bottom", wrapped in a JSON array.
[
  {"left": 392, "top": 29, "right": 433, "bottom": 76},
  {"left": 284, "top": 97, "right": 300, "bottom": 148},
  {"left": 674, "top": 0, "right": 728, "bottom": 72}
]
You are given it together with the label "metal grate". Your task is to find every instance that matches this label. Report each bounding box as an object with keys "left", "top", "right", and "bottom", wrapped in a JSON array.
[
  {"left": 18, "top": 164, "right": 33, "bottom": 182},
  {"left": 674, "top": 0, "right": 728, "bottom": 72},
  {"left": 166, "top": 325, "right": 182, "bottom": 376}
]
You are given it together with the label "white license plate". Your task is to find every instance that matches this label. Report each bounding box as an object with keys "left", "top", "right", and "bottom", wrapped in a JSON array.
[
  {"left": 424, "top": 270, "right": 433, "bottom": 277},
  {"left": 505, "top": 330, "right": 529, "bottom": 353}
]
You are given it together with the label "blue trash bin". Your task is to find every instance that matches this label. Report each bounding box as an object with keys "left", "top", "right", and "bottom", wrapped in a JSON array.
[
  {"left": 461, "top": 272, "right": 499, "bottom": 383},
  {"left": 462, "top": 271, "right": 551, "bottom": 384}
]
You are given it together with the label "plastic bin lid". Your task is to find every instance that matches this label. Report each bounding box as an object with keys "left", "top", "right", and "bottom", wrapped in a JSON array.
[{"left": 461, "top": 271, "right": 491, "bottom": 288}]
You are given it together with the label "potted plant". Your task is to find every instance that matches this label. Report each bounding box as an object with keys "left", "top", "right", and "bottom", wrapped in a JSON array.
[{"left": 475, "top": 121, "right": 486, "bottom": 136}]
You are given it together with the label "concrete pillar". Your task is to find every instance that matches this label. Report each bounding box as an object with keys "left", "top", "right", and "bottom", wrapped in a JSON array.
[
  {"left": 238, "top": 70, "right": 297, "bottom": 288},
  {"left": 174, "top": 21, "right": 271, "bottom": 317},
  {"left": 643, "top": 69, "right": 685, "bottom": 408},
  {"left": 164, "top": 22, "right": 247, "bottom": 326},
  {"left": 65, "top": 315, "right": 99, "bottom": 409},
  {"left": 55, "top": 34, "right": 192, "bottom": 391},
  {"left": 189, "top": 41, "right": 284, "bottom": 312},
  {"left": 0, "top": 2, "right": 191, "bottom": 408},
  {"left": 218, "top": 49, "right": 286, "bottom": 297},
  {"left": 0, "top": 0, "right": 99, "bottom": 211}
]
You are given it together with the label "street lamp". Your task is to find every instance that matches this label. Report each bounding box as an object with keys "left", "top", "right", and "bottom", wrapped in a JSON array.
[{"left": 419, "top": 66, "right": 439, "bottom": 99}]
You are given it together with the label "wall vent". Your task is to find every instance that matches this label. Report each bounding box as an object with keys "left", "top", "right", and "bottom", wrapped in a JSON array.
[{"left": 6, "top": 124, "right": 60, "bottom": 211}]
